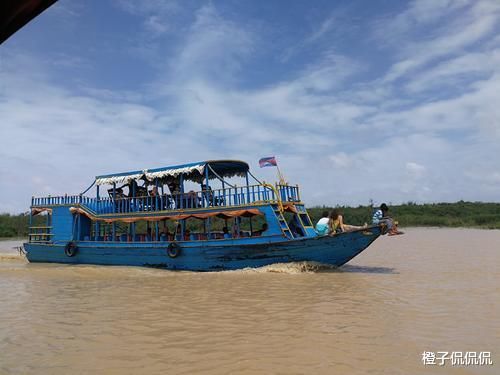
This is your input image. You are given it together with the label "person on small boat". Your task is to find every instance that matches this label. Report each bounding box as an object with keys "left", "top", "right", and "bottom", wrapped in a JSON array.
[
  {"left": 328, "top": 209, "right": 365, "bottom": 234},
  {"left": 315, "top": 211, "right": 330, "bottom": 235}
]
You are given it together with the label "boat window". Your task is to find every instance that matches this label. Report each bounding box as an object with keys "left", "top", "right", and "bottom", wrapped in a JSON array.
[{"left": 85, "top": 215, "right": 269, "bottom": 242}]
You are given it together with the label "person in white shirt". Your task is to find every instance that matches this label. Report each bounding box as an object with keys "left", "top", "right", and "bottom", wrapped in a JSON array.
[{"left": 315, "top": 211, "right": 330, "bottom": 235}]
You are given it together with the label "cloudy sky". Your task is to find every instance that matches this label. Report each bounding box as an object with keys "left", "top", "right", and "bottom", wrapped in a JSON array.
[{"left": 1, "top": 0, "right": 500, "bottom": 213}]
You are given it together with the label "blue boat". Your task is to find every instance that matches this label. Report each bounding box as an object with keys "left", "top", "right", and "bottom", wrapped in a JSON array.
[{"left": 24, "top": 160, "right": 384, "bottom": 271}]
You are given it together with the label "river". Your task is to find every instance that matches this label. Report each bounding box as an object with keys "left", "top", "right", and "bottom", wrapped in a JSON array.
[{"left": 0, "top": 228, "right": 498, "bottom": 374}]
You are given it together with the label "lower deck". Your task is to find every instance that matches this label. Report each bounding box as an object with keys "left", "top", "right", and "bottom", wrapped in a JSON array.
[{"left": 25, "top": 226, "right": 382, "bottom": 271}]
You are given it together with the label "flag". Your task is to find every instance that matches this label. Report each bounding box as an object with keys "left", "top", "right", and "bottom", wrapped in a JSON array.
[{"left": 259, "top": 156, "right": 277, "bottom": 168}]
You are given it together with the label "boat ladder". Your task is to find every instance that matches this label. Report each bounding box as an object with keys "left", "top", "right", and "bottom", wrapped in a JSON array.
[{"left": 271, "top": 204, "right": 293, "bottom": 239}]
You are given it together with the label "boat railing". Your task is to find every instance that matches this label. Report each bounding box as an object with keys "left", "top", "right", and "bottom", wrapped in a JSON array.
[
  {"left": 28, "top": 226, "right": 53, "bottom": 243},
  {"left": 31, "top": 184, "right": 301, "bottom": 215},
  {"left": 31, "top": 195, "right": 95, "bottom": 206},
  {"left": 276, "top": 184, "right": 300, "bottom": 202}
]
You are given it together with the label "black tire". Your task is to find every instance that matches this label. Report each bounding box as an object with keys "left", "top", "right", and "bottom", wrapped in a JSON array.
[
  {"left": 167, "top": 242, "right": 181, "bottom": 258},
  {"left": 64, "top": 241, "right": 78, "bottom": 257}
]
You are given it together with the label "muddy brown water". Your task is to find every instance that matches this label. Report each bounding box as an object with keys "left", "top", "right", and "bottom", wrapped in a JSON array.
[{"left": 0, "top": 228, "right": 498, "bottom": 374}]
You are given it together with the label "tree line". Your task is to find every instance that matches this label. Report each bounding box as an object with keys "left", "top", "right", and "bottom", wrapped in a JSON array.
[
  {"left": 307, "top": 201, "right": 500, "bottom": 229},
  {"left": 1, "top": 201, "right": 499, "bottom": 238}
]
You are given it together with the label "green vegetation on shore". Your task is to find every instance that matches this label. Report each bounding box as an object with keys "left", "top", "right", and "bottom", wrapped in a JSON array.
[
  {"left": 0, "top": 213, "right": 43, "bottom": 238},
  {"left": 308, "top": 201, "right": 500, "bottom": 229},
  {"left": 1, "top": 201, "right": 499, "bottom": 238}
]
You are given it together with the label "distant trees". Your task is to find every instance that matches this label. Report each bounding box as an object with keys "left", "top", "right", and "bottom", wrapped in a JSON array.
[
  {"left": 308, "top": 202, "right": 500, "bottom": 229},
  {"left": 1, "top": 201, "right": 499, "bottom": 238},
  {"left": 0, "top": 213, "right": 30, "bottom": 237}
]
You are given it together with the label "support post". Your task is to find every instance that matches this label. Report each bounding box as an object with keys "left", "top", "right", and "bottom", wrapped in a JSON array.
[
  {"left": 113, "top": 183, "right": 116, "bottom": 212},
  {"left": 155, "top": 178, "right": 159, "bottom": 212},
  {"left": 77, "top": 215, "right": 81, "bottom": 241},
  {"left": 245, "top": 172, "right": 250, "bottom": 204},
  {"left": 179, "top": 175, "right": 185, "bottom": 238},
  {"left": 222, "top": 181, "right": 226, "bottom": 207},
  {"left": 180, "top": 175, "right": 184, "bottom": 209},
  {"left": 205, "top": 164, "right": 210, "bottom": 205},
  {"left": 94, "top": 221, "right": 99, "bottom": 241},
  {"left": 205, "top": 165, "right": 211, "bottom": 235}
]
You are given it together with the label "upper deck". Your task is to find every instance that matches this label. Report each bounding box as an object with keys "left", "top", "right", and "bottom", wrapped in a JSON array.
[
  {"left": 31, "top": 160, "right": 301, "bottom": 217},
  {"left": 31, "top": 183, "right": 301, "bottom": 216}
]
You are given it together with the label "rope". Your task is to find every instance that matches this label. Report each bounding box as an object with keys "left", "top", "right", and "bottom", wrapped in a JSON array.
[
  {"left": 80, "top": 180, "right": 96, "bottom": 195},
  {"left": 207, "top": 164, "right": 236, "bottom": 188},
  {"left": 248, "top": 170, "right": 263, "bottom": 185}
]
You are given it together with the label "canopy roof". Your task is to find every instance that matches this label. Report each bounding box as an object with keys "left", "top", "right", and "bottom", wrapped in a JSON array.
[
  {"left": 69, "top": 207, "right": 263, "bottom": 223},
  {"left": 95, "top": 160, "right": 250, "bottom": 186}
]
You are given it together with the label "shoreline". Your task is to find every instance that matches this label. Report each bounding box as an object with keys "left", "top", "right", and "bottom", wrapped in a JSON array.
[{"left": 1, "top": 227, "right": 499, "bottom": 243}]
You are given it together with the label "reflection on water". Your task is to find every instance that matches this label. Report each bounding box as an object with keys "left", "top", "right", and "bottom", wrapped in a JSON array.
[{"left": 0, "top": 229, "right": 498, "bottom": 374}]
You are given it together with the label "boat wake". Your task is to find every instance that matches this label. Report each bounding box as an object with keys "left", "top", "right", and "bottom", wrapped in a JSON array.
[
  {"left": 239, "top": 261, "right": 337, "bottom": 274},
  {"left": 0, "top": 254, "right": 26, "bottom": 262}
]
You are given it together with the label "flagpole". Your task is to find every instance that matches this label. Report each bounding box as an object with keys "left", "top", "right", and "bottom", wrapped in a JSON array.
[{"left": 275, "top": 163, "right": 285, "bottom": 184}]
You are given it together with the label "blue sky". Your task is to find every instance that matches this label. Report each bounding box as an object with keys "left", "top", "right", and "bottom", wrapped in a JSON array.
[{"left": 1, "top": 0, "right": 500, "bottom": 213}]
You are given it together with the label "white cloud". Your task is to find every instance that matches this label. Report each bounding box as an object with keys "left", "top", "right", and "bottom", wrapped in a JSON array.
[
  {"left": 1, "top": 1, "right": 500, "bottom": 213},
  {"left": 113, "top": 0, "right": 180, "bottom": 37},
  {"left": 406, "top": 162, "right": 426, "bottom": 178},
  {"left": 171, "top": 4, "right": 254, "bottom": 84},
  {"left": 380, "top": 0, "right": 500, "bottom": 82}
]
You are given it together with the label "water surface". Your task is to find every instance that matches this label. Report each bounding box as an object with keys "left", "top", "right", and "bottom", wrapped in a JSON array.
[{"left": 0, "top": 228, "right": 498, "bottom": 374}]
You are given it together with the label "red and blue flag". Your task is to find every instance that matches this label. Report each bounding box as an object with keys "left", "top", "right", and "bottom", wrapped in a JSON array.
[{"left": 259, "top": 156, "right": 277, "bottom": 168}]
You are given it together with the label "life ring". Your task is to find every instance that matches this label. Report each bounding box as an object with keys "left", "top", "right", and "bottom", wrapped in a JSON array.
[
  {"left": 64, "top": 241, "right": 78, "bottom": 257},
  {"left": 167, "top": 242, "right": 181, "bottom": 258}
]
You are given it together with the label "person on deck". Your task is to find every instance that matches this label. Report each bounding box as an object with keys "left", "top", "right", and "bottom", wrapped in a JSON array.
[
  {"left": 149, "top": 186, "right": 159, "bottom": 210},
  {"left": 315, "top": 211, "right": 330, "bottom": 235},
  {"left": 328, "top": 209, "right": 365, "bottom": 234},
  {"left": 126, "top": 180, "right": 139, "bottom": 198},
  {"left": 222, "top": 226, "right": 231, "bottom": 239},
  {"left": 372, "top": 203, "right": 403, "bottom": 235},
  {"left": 149, "top": 186, "right": 158, "bottom": 197},
  {"left": 252, "top": 223, "right": 268, "bottom": 236}
]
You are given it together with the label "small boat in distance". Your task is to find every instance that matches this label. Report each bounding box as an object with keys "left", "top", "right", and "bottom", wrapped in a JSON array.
[{"left": 24, "top": 160, "right": 384, "bottom": 271}]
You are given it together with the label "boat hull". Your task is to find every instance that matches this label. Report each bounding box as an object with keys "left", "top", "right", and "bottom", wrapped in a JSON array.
[{"left": 24, "top": 226, "right": 382, "bottom": 271}]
